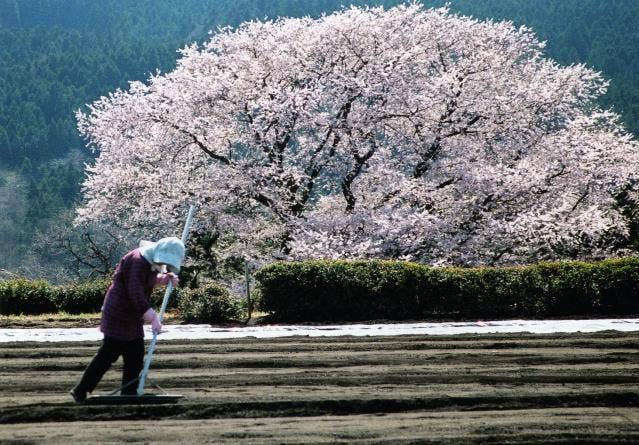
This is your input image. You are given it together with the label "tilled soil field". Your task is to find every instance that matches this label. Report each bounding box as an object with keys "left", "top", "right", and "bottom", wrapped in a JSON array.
[{"left": 1, "top": 331, "right": 639, "bottom": 444}]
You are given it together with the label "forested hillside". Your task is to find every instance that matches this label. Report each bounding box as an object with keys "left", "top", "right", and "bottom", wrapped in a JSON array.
[{"left": 1, "top": 0, "right": 638, "bottom": 278}]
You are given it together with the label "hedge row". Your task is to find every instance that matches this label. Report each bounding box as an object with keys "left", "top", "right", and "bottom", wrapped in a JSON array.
[
  {"left": 0, "top": 278, "right": 244, "bottom": 323},
  {"left": 254, "top": 258, "right": 639, "bottom": 322},
  {"left": 0, "top": 278, "right": 110, "bottom": 315}
]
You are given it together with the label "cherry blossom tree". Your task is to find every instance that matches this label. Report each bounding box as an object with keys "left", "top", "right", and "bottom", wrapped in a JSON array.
[{"left": 76, "top": 3, "right": 639, "bottom": 265}]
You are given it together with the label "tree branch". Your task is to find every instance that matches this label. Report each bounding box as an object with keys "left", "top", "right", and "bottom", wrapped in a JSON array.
[
  {"left": 153, "top": 117, "right": 231, "bottom": 165},
  {"left": 341, "top": 136, "right": 376, "bottom": 212}
]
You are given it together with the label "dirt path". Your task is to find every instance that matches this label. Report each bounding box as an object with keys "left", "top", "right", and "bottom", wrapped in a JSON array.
[{"left": 1, "top": 332, "right": 639, "bottom": 443}]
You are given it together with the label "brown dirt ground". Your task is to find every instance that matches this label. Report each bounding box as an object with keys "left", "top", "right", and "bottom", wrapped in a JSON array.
[{"left": 1, "top": 331, "right": 639, "bottom": 443}]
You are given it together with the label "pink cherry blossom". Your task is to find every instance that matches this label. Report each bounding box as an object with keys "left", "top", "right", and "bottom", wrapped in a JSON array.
[{"left": 76, "top": 4, "right": 639, "bottom": 265}]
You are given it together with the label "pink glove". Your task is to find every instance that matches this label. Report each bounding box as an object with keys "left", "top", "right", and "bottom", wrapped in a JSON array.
[
  {"left": 143, "top": 308, "right": 163, "bottom": 335},
  {"left": 156, "top": 273, "right": 179, "bottom": 287},
  {"left": 151, "top": 316, "right": 163, "bottom": 335}
]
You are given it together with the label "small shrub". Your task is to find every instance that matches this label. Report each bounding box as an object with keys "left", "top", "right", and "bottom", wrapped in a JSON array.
[
  {"left": 150, "top": 285, "right": 183, "bottom": 310},
  {"left": 178, "top": 282, "right": 244, "bottom": 323}
]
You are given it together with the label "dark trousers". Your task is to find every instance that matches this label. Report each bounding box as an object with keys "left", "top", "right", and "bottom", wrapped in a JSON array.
[{"left": 75, "top": 336, "right": 145, "bottom": 395}]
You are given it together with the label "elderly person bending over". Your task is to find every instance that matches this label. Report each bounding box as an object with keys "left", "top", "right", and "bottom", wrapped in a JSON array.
[{"left": 70, "top": 237, "right": 185, "bottom": 402}]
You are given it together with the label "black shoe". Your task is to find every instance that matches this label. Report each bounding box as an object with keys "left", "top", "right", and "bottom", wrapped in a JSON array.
[{"left": 69, "top": 387, "right": 87, "bottom": 403}]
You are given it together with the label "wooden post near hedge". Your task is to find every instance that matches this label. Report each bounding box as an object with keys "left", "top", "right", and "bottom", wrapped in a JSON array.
[{"left": 245, "top": 260, "right": 252, "bottom": 322}]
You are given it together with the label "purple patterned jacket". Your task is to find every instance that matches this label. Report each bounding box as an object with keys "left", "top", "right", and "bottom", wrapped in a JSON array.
[{"left": 100, "top": 249, "right": 155, "bottom": 341}]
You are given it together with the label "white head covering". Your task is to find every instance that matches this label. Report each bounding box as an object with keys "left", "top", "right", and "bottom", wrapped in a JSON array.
[{"left": 138, "top": 237, "right": 185, "bottom": 273}]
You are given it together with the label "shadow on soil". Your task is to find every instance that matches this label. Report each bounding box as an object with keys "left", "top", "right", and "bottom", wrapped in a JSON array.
[{"left": 2, "top": 392, "right": 639, "bottom": 424}]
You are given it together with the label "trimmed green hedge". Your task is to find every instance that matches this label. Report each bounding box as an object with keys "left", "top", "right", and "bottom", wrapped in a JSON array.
[
  {"left": 4, "top": 257, "right": 639, "bottom": 322},
  {"left": 0, "top": 278, "right": 110, "bottom": 315},
  {"left": 0, "top": 276, "right": 241, "bottom": 324},
  {"left": 0, "top": 279, "right": 58, "bottom": 315},
  {"left": 255, "top": 258, "right": 639, "bottom": 322},
  {"left": 54, "top": 279, "right": 111, "bottom": 314}
]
